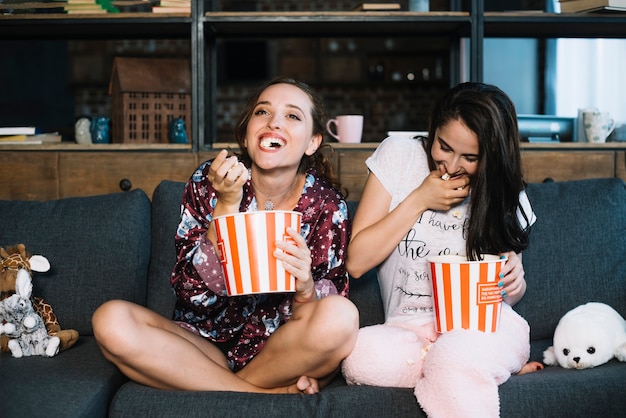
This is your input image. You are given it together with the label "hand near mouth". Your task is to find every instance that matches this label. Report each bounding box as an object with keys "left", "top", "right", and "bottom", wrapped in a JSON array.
[
  {"left": 208, "top": 149, "right": 249, "bottom": 210},
  {"left": 408, "top": 169, "right": 470, "bottom": 213},
  {"left": 439, "top": 165, "right": 469, "bottom": 190}
]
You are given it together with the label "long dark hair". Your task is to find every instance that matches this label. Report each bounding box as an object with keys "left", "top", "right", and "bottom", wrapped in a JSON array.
[
  {"left": 423, "top": 82, "right": 530, "bottom": 259},
  {"left": 234, "top": 76, "right": 342, "bottom": 192}
]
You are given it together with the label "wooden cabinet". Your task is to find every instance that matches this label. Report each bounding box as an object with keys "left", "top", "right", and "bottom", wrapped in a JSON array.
[
  {"left": 59, "top": 152, "right": 198, "bottom": 199},
  {"left": 617, "top": 151, "right": 626, "bottom": 181},
  {"left": 0, "top": 151, "right": 197, "bottom": 200},
  {"left": 519, "top": 143, "right": 626, "bottom": 183},
  {"left": 0, "top": 152, "right": 59, "bottom": 201},
  {"left": 1, "top": 145, "right": 624, "bottom": 202},
  {"left": 521, "top": 150, "right": 616, "bottom": 183},
  {"left": 337, "top": 150, "right": 371, "bottom": 201}
]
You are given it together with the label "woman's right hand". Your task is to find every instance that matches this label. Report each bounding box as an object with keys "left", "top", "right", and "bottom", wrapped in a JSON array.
[
  {"left": 414, "top": 169, "right": 470, "bottom": 212},
  {"left": 274, "top": 227, "right": 316, "bottom": 304},
  {"left": 208, "top": 149, "right": 249, "bottom": 212}
]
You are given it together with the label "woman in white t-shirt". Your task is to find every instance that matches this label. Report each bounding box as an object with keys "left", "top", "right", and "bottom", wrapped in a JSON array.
[{"left": 342, "top": 82, "right": 543, "bottom": 418}]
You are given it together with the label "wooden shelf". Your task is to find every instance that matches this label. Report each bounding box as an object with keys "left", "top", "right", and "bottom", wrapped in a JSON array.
[
  {"left": 484, "top": 11, "right": 626, "bottom": 38},
  {"left": 203, "top": 11, "right": 471, "bottom": 37},
  {"left": 211, "top": 142, "right": 380, "bottom": 151},
  {"left": 521, "top": 142, "right": 626, "bottom": 150},
  {"left": 212, "top": 141, "right": 626, "bottom": 151},
  {"left": 0, "top": 143, "right": 193, "bottom": 151},
  {"left": 0, "top": 13, "right": 191, "bottom": 39}
]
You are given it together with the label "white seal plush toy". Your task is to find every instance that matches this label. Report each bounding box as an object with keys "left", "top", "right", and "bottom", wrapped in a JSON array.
[{"left": 543, "top": 302, "right": 626, "bottom": 369}]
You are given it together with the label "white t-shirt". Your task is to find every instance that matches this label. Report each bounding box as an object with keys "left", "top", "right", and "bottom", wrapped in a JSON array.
[{"left": 366, "top": 136, "right": 536, "bottom": 327}]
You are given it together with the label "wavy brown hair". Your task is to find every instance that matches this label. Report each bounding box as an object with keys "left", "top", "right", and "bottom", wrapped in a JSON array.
[
  {"left": 422, "top": 82, "right": 530, "bottom": 260},
  {"left": 233, "top": 76, "right": 342, "bottom": 193}
]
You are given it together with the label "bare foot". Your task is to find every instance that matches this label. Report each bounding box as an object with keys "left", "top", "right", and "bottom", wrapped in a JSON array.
[
  {"left": 266, "top": 376, "right": 320, "bottom": 395},
  {"left": 296, "top": 375, "right": 319, "bottom": 394},
  {"left": 279, "top": 376, "right": 318, "bottom": 395},
  {"left": 518, "top": 361, "right": 544, "bottom": 375}
]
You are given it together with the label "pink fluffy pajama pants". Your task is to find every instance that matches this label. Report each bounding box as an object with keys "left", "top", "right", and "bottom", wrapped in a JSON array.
[{"left": 342, "top": 304, "right": 530, "bottom": 418}]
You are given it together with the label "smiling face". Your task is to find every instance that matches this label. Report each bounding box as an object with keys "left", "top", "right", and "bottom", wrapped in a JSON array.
[
  {"left": 243, "top": 83, "right": 321, "bottom": 172},
  {"left": 430, "top": 118, "right": 480, "bottom": 179}
]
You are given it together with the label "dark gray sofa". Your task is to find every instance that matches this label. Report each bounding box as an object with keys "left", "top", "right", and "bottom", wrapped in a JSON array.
[{"left": 1, "top": 177, "right": 624, "bottom": 418}]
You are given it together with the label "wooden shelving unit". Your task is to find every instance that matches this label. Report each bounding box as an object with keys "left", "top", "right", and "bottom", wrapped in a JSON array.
[{"left": 1, "top": 2, "right": 625, "bottom": 200}]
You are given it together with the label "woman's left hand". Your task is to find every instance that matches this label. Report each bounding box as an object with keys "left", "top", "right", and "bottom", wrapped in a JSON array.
[
  {"left": 274, "top": 227, "right": 316, "bottom": 303},
  {"left": 498, "top": 251, "right": 527, "bottom": 306}
]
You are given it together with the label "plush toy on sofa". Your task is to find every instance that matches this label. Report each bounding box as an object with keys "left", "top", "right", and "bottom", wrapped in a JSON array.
[
  {"left": 0, "top": 244, "right": 78, "bottom": 353},
  {"left": 543, "top": 302, "right": 626, "bottom": 369},
  {"left": 0, "top": 269, "right": 61, "bottom": 357}
]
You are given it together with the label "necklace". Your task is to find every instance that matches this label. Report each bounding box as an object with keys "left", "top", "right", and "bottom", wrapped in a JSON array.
[{"left": 252, "top": 176, "right": 300, "bottom": 211}]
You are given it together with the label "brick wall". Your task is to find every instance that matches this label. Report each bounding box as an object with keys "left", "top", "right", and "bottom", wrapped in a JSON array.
[{"left": 68, "top": 0, "right": 545, "bottom": 143}]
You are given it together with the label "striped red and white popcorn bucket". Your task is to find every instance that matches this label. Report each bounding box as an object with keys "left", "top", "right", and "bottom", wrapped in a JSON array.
[
  {"left": 214, "top": 210, "right": 302, "bottom": 296},
  {"left": 429, "top": 254, "right": 506, "bottom": 333}
]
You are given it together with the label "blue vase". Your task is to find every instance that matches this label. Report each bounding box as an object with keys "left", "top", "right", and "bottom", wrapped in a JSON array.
[
  {"left": 169, "top": 118, "right": 189, "bottom": 144},
  {"left": 90, "top": 117, "right": 111, "bottom": 144}
]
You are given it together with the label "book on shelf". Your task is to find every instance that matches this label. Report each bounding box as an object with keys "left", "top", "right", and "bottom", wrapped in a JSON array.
[
  {"left": 152, "top": 7, "right": 189, "bottom": 13},
  {"left": 559, "top": 0, "right": 626, "bottom": 12},
  {"left": 61, "top": 0, "right": 119, "bottom": 12},
  {"left": 158, "top": 0, "right": 189, "bottom": 5},
  {"left": 0, "top": 126, "right": 36, "bottom": 135},
  {"left": 0, "top": 0, "right": 119, "bottom": 13},
  {"left": 152, "top": 0, "right": 189, "bottom": 14},
  {"left": 353, "top": 3, "right": 402, "bottom": 11},
  {"left": 64, "top": 0, "right": 114, "bottom": 4},
  {"left": 0, "top": 132, "right": 62, "bottom": 145}
]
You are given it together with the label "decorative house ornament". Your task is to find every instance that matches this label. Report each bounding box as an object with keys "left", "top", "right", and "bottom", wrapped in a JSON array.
[{"left": 109, "top": 57, "right": 191, "bottom": 144}]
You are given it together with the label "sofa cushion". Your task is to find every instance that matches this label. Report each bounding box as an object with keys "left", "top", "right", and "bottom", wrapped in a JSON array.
[
  {"left": 110, "top": 381, "right": 421, "bottom": 418},
  {"left": 0, "top": 189, "right": 151, "bottom": 335},
  {"left": 516, "top": 178, "right": 626, "bottom": 340},
  {"left": 0, "top": 337, "right": 126, "bottom": 418},
  {"left": 147, "top": 180, "right": 185, "bottom": 318},
  {"left": 499, "top": 356, "right": 626, "bottom": 417}
]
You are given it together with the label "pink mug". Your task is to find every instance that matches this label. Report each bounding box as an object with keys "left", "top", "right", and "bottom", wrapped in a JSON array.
[{"left": 326, "top": 115, "right": 363, "bottom": 143}]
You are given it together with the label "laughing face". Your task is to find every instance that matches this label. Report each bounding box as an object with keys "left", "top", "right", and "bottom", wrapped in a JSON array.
[
  {"left": 244, "top": 83, "right": 321, "bottom": 173},
  {"left": 431, "top": 118, "right": 480, "bottom": 180}
]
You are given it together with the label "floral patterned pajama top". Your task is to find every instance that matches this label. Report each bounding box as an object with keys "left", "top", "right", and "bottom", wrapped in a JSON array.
[{"left": 171, "top": 159, "right": 351, "bottom": 371}]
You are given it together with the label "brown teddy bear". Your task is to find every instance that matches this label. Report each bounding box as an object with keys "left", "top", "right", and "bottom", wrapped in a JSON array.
[{"left": 1, "top": 244, "right": 78, "bottom": 352}]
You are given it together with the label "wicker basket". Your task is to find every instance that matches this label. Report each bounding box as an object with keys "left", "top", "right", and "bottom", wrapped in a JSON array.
[{"left": 109, "top": 57, "right": 191, "bottom": 143}]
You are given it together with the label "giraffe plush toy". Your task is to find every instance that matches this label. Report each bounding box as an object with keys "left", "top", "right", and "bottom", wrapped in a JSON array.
[{"left": 0, "top": 244, "right": 78, "bottom": 353}]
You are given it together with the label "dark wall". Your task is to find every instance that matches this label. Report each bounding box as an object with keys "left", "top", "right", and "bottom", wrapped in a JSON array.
[{"left": 0, "top": 41, "right": 75, "bottom": 135}]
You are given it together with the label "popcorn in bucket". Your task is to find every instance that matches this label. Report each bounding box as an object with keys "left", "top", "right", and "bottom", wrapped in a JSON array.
[
  {"left": 429, "top": 254, "right": 506, "bottom": 333},
  {"left": 214, "top": 210, "right": 302, "bottom": 296}
]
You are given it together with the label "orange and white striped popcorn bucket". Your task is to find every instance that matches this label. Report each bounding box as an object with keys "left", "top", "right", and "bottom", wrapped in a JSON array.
[
  {"left": 429, "top": 254, "right": 506, "bottom": 333},
  {"left": 214, "top": 210, "right": 302, "bottom": 296}
]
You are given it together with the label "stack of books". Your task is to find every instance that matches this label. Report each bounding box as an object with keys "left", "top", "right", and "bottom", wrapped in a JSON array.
[
  {"left": 353, "top": 3, "right": 402, "bottom": 11},
  {"left": 56, "top": 0, "right": 120, "bottom": 14},
  {"left": 559, "top": 0, "right": 626, "bottom": 12},
  {"left": 0, "top": 127, "right": 62, "bottom": 145},
  {"left": 152, "top": 0, "right": 189, "bottom": 14}
]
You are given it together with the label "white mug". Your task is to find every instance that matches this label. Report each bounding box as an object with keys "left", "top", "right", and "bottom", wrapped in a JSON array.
[
  {"left": 577, "top": 107, "right": 597, "bottom": 142},
  {"left": 326, "top": 115, "right": 363, "bottom": 143},
  {"left": 583, "top": 111, "right": 615, "bottom": 143}
]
